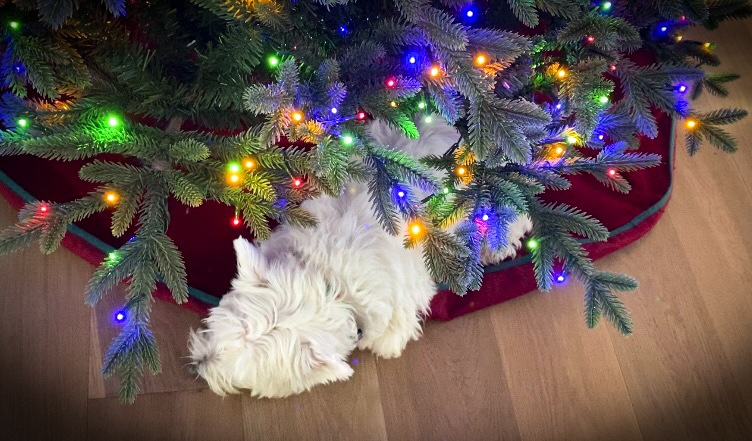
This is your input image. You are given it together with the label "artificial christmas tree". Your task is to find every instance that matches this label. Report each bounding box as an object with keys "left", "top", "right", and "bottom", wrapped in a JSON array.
[{"left": 0, "top": 0, "right": 748, "bottom": 401}]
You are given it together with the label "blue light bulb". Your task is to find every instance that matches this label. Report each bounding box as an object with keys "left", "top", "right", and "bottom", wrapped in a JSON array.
[
  {"left": 331, "top": 107, "right": 338, "bottom": 114},
  {"left": 556, "top": 274, "right": 566, "bottom": 283},
  {"left": 397, "top": 191, "right": 405, "bottom": 198},
  {"left": 482, "top": 214, "right": 489, "bottom": 221},
  {"left": 409, "top": 56, "right": 416, "bottom": 64},
  {"left": 115, "top": 310, "right": 126, "bottom": 323},
  {"left": 463, "top": 6, "right": 478, "bottom": 21}
]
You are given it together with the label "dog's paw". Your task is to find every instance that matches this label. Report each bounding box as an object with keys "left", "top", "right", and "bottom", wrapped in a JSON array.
[
  {"left": 370, "top": 341, "right": 404, "bottom": 359},
  {"left": 368, "top": 328, "right": 415, "bottom": 359}
]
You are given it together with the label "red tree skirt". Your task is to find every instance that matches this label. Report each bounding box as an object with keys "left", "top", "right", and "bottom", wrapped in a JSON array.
[{"left": 0, "top": 113, "right": 674, "bottom": 320}]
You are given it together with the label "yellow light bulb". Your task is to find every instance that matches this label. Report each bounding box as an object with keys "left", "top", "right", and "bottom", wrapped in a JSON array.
[
  {"left": 410, "top": 223, "right": 422, "bottom": 235},
  {"left": 390, "top": 101, "right": 397, "bottom": 107},
  {"left": 430, "top": 66, "right": 440, "bottom": 77},
  {"left": 557, "top": 69, "right": 567, "bottom": 78},
  {"left": 555, "top": 146, "right": 564, "bottom": 155},
  {"left": 456, "top": 166, "right": 467, "bottom": 176},
  {"left": 686, "top": 119, "right": 697, "bottom": 129},
  {"left": 475, "top": 54, "right": 487, "bottom": 66},
  {"left": 244, "top": 159, "right": 255, "bottom": 169},
  {"left": 292, "top": 111, "right": 303, "bottom": 122}
]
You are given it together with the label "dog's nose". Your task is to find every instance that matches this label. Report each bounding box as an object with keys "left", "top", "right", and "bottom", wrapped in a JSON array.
[{"left": 357, "top": 328, "right": 363, "bottom": 341}]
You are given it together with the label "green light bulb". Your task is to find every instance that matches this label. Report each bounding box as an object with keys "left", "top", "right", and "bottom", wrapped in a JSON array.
[
  {"left": 107, "top": 115, "right": 119, "bottom": 127},
  {"left": 599, "top": 95, "right": 609, "bottom": 104},
  {"left": 268, "top": 55, "right": 279, "bottom": 67},
  {"left": 228, "top": 162, "right": 241, "bottom": 173},
  {"left": 17, "top": 118, "right": 27, "bottom": 127},
  {"left": 9, "top": 21, "right": 18, "bottom": 30},
  {"left": 602, "top": 1, "right": 611, "bottom": 11},
  {"left": 418, "top": 101, "right": 426, "bottom": 109},
  {"left": 342, "top": 135, "right": 354, "bottom": 145},
  {"left": 442, "top": 187, "right": 450, "bottom": 194},
  {"left": 108, "top": 252, "right": 118, "bottom": 262},
  {"left": 527, "top": 239, "right": 539, "bottom": 250},
  {"left": 566, "top": 136, "right": 577, "bottom": 144}
]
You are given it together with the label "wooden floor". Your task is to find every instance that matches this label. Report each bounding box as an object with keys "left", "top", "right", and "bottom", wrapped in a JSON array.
[{"left": 2, "top": 21, "right": 752, "bottom": 441}]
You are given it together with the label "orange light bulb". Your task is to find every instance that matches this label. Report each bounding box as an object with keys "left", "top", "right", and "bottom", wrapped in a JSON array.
[
  {"left": 104, "top": 192, "right": 119, "bottom": 205},
  {"left": 686, "top": 119, "right": 697, "bottom": 129},
  {"left": 410, "top": 223, "right": 422, "bottom": 235},
  {"left": 430, "top": 66, "right": 440, "bottom": 77},
  {"left": 475, "top": 54, "right": 487, "bottom": 66},
  {"left": 557, "top": 69, "right": 567, "bottom": 78},
  {"left": 291, "top": 111, "right": 303, "bottom": 122},
  {"left": 456, "top": 166, "right": 467, "bottom": 176}
]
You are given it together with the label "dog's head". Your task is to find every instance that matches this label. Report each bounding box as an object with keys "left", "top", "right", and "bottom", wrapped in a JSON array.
[{"left": 189, "top": 238, "right": 358, "bottom": 398}]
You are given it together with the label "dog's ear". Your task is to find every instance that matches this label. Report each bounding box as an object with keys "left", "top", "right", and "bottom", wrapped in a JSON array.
[{"left": 233, "top": 237, "right": 266, "bottom": 281}]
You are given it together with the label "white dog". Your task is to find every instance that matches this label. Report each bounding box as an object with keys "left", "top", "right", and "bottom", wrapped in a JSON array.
[{"left": 188, "top": 117, "right": 532, "bottom": 398}]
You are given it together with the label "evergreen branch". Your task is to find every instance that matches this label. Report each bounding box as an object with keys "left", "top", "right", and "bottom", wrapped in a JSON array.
[
  {"left": 698, "top": 108, "right": 748, "bottom": 125},
  {"left": 0, "top": 222, "right": 44, "bottom": 257},
  {"left": 699, "top": 124, "right": 737, "bottom": 152},
  {"left": 150, "top": 233, "right": 189, "bottom": 304},
  {"left": 531, "top": 236, "right": 555, "bottom": 291},
  {"left": 508, "top": 0, "right": 539, "bottom": 27},
  {"left": 537, "top": 203, "right": 609, "bottom": 241}
]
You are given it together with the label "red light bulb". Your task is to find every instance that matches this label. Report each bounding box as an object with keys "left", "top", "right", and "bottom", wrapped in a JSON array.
[
  {"left": 293, "top": 178, "right": 303, "bottom": 188},
  {"left": 586, "top": 35, "right": 595, "bottom": 43},
  {"left": 40, "top": 205, "right": 48, "bottom": 213},
  {"left": 386, "top": 78, "right": 396, "bottom": 88},
  {"left": 608, "top": 169, "right": 616, "bottom": 177},
  {"left": 232, "top": 217, "right": 241, "bottom": 226},
  {"left": 356, "top": 112, "right": 366, "bottom": 120}
]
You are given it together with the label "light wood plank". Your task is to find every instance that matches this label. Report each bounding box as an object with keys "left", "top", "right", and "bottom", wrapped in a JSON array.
[
  {"left": 87, "top": 390, "right": 244, "bottom": 441},
  {"left": 489, "top": 285, "right": 643, "bottom": 441},
  {"left": 0, "top": 201, "right": 91, "bottom": 441},
  {"left": 376, "top": 311, "right": 522, "bottom": 441},
  {"left": 242, "top": 350, "right": 388, "bottom": 441},
  {"left": 600, "top": 218, "right": 752, "bottom": 440},
  {"left": 674, "top": 21, "right": 752, "bottom": 423}
]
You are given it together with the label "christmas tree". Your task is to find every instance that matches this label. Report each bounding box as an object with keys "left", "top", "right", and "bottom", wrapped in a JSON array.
[{"left": 0, "top": 0, "right": 749, "bottom": 402}]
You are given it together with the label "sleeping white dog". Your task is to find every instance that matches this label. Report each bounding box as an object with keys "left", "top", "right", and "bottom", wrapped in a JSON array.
[{"left": 188, "top": 117, "right": 532, "bottom": 397}]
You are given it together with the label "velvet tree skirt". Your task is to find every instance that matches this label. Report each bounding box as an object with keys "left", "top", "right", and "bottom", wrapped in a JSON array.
[{"left": 0, "top": 112, "right": 674, "bottom": 321}]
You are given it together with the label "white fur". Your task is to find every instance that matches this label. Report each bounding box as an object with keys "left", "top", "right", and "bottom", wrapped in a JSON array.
[{"left": 189, "top": 117, "right": 532, "bottom": 398}]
